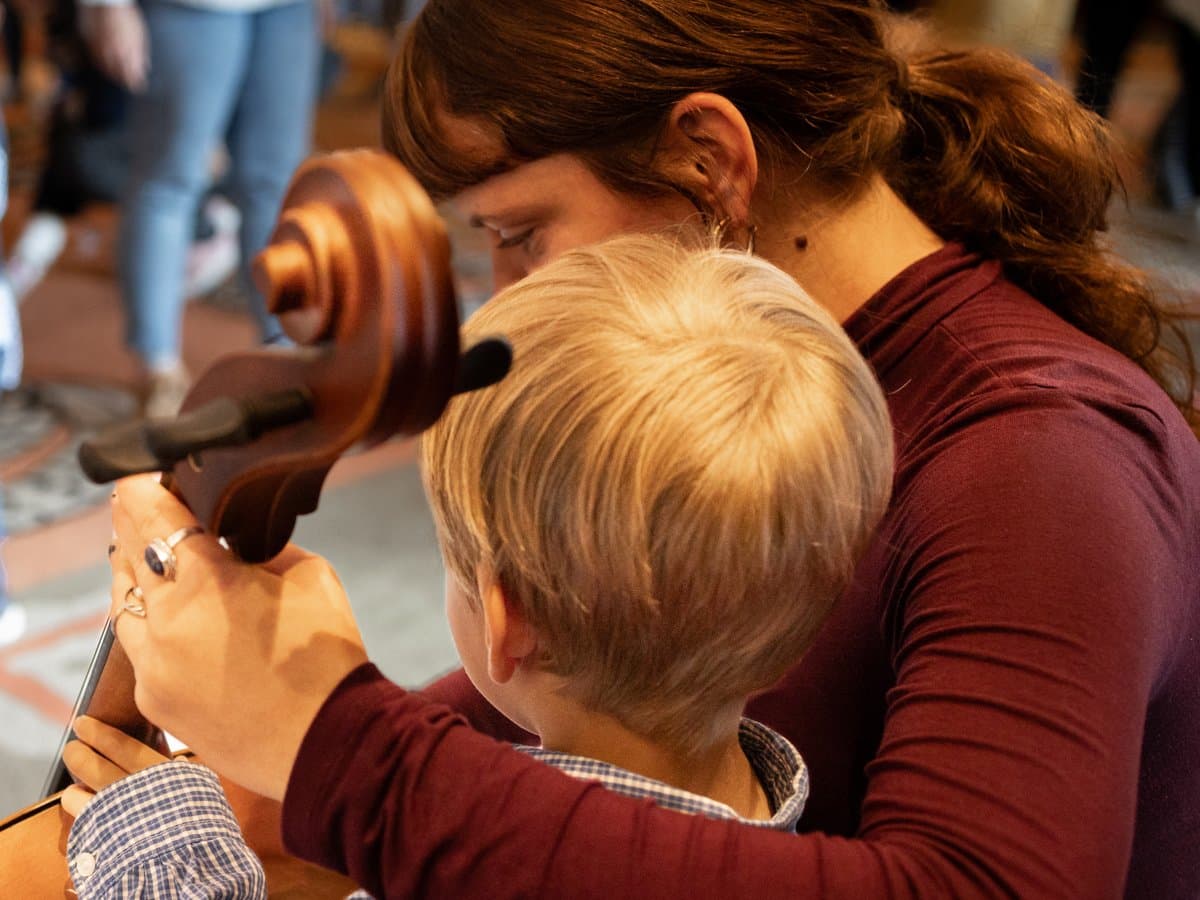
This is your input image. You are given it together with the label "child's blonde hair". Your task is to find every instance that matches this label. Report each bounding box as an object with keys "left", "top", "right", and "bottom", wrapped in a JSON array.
[{"left": 421, "top": 235, "right": 893, "bottom": 749}]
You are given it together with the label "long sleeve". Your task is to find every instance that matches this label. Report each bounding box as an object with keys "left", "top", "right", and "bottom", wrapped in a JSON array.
[
  {"left": 68, "top": 761, "right": 267, "bottom": 899},
  {"left": 417, "top": 668, "right": 533, "bottom": 743}
]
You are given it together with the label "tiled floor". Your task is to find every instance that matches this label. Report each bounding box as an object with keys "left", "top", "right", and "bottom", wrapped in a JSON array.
[{"left": 0, "top": 25, "right": 1198, "bottom": 824}]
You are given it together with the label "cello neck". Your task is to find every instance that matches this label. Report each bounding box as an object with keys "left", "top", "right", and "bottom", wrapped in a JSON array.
[{"left": 41, "top": 623, "right": 160, "bottom": 798}]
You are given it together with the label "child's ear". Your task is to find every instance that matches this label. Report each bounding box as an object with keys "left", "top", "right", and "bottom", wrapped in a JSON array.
[{"left": 477, "top": 574, "right": 538, "bottom": 685}]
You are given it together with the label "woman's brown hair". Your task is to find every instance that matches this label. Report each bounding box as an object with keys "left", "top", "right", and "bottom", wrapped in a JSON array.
[{"left": 383, "top": 0, "right": 1197, "bottom": 428}]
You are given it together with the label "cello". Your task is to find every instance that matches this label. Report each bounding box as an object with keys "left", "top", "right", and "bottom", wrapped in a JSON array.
[{"left": 0, "top": 150, "right": 510, "bottom": 896}]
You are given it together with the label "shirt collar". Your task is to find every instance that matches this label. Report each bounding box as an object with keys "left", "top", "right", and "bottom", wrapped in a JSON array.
[{"left": 517, "top": 718, "right": 808, "bottom": 831}]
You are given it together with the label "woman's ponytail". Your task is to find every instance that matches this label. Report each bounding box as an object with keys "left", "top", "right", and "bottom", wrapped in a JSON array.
[{"left": 886, "top": 45, "right": 1196, "bottom": 429}]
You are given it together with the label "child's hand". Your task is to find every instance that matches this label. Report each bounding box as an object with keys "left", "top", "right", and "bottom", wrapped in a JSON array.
[{"left": 60, "top": 715, "right": 171, "bottom": 818}]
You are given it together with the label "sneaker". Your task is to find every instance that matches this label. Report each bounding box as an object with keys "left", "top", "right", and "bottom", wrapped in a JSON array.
[
  {"left": 141, "top": 364, "right": 192, "bottom": 420},
  {"left": 184, "top": 230, "right": 239, "bottom": 298},
  {"left": 202, "top": 195, "right": 241, "bottom": 236},
  {"left": 0, "top": 276, "right": 21, "bottom": 392},
  {"left": 0, "top": 602, "right": 27, "bottom": 647},
  {"left": 7, "top": 213, "right": 68, "bottom": 300}
]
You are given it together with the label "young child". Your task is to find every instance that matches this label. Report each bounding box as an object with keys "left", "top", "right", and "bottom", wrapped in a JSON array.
[{"left": 60, "top": 235, "right": 893, "bottom": 895}]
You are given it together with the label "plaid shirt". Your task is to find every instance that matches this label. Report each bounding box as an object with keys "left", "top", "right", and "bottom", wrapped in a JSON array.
[
  {"left": 68, "top": 721, "right": 806, "bottom": 896},
  {"left": 517, "top": 718, "right": 808, "bottom": 831},
  {"left": 68, "top": 761, "right": 266, "bottom": 899}
]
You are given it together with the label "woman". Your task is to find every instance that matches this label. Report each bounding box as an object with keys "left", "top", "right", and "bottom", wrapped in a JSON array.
[
  {"left": 106, "top": 1, "right": 1200, "bottom": 897},
  {"left": 79, "top": 0, "right": 319, "bottom": 416}
]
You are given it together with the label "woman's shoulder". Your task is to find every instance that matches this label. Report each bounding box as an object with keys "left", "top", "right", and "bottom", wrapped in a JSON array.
[
  {"left": 882, "top": 258, "right": 1194, "bottom": 468},
  {"left": 873, "top": 255, "right": 1198, "bottom": 545}
]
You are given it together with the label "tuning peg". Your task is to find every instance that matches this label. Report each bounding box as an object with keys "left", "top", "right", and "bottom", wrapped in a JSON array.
[
  {"left": 453, "top": 337, "right": 512, "bottom": 395},
  {"left": 78, "top": 389, "right": 314, "bottom": 483},
  {"left": 144, "top": 389, "right": 313, "bottom": 468},
  {"left": 78, "top": 421, "right": 164, "bottom": 484}
]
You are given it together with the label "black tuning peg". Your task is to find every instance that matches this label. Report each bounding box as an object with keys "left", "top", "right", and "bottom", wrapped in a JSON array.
[
  {"left": 78, "top": 339, "right": 509, "bottom": 485},
  {"left": 78, "top": 389, "right": 314, "bottom": 484},
  {"left": 453, "top": 337, "right": 512, "bottom": 396}
]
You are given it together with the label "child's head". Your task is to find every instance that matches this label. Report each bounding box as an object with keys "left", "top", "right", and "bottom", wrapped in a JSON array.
[{"left": 421, "top": 235, "right": 892, "bottom": 750}]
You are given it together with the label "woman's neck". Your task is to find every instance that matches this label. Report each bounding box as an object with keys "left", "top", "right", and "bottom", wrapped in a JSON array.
[
  {"left": 754, "top": 173, "right": 946, "bottom": 323},
  {"left": 536, "top": 705, "right": 772, "bottom": 820}
]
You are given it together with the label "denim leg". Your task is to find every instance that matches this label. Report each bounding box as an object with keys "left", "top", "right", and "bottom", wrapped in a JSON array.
[
  {"left": 225, "top": 0, "right": 319, "bottom": 344},
  {"left": 120, "top": 3, "right": 252, "bottom": 366}
]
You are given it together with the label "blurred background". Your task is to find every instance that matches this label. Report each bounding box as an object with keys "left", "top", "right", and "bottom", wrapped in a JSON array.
[{"left": 0, "top": 0, "right": 1197, "bottom": 816}]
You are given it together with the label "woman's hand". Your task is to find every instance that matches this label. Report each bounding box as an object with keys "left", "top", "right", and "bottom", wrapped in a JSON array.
[
  {"left": 108, "top": 474, "right": 369, "bottom": 801},
  {"left": 60, "top": 715, "right": 169, "bottom": 818},
  {"left": 78, "top": 4, "right": 149, "bottom": 92}
]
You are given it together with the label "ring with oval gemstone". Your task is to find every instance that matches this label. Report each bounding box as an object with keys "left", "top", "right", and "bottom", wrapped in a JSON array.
[{"left": 144, "top": 526, "right": 204, "bottom": 581}]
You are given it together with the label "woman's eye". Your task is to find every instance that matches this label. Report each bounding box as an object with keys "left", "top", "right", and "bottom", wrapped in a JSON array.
[{"left": 496, "top": 228, "right": 535, "bottom": 251}]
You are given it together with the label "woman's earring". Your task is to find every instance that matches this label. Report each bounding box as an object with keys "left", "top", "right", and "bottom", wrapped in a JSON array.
[{"left": 712, "top": 218, "right": 756, "bottom": 254}]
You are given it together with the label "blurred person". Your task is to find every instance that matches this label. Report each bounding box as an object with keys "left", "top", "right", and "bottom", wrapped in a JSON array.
[
  {"left": 0, "top": 61, "right": 26, "bottom": 646},
  {"left": 1076, "top": 0, "right": 1200, "bottom": 213},
  {"left": 79, "top": 0, "right": 320, "bottom": 418},
  {"left": 1074, "top": 0, "right": 1150, "bottom": 118},
  {"left": 2, "top": 1, "right": 20, "bottom": 99},
  {"left": 930, "top": 0, "right": 1078, "bottom": 74},
  {"left": 7, "top": 0, "right": 241, "bottom": 302},
  {"left": 1162, "top": 0, "right": 1199, "bottom": 210}
]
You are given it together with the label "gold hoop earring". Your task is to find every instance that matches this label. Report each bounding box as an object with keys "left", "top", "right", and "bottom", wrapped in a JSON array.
[{"left": 712, "top": 218, "right": 756, "bottom": 254}]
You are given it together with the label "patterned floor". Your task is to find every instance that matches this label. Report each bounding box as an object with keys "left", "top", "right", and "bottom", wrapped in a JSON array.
[{"left": 0, "top": 384, "right": 133, "bottom": 534}]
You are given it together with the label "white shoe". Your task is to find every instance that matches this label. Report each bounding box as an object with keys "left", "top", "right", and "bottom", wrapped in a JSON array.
[
  {"left": 184, "top": 196, "right": 242, "bottom": 298},
  {"left": 141, "top": 364, "right": 192, "bottom": 420},
  {"left": 0, "top": 276, "right": 21, "bottom": 392},
  {"left": 7, "top": 214, "right": 68, "bottom": 300},
  {"left": 0, "top": 602, "right": 27, "bottom": 647},
  {"left": 184, "top": 231, "right": 239, "bottom": 298},
  {"left": 203, "top": 195, "right": 241, "bottom": 236}
]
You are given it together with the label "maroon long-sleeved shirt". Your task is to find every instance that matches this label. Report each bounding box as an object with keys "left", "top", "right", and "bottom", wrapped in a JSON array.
[{"left": 282, "top": 244, "right": 1200, "bottom": 898}]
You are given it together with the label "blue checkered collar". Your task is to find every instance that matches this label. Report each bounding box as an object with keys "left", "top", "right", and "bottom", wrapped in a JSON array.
[{"left": 517, "top": 718, "right": 808, "bottom": 831}]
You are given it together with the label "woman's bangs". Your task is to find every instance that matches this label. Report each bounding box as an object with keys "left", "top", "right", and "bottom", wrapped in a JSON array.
[{"left": 382, "top": 34, "right": 513, "bottom": 200}]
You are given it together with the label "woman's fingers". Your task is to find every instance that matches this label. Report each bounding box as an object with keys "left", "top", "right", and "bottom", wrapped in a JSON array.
[
  {"left": 60, "top": 785, "right": 95, "bottom": 820},
  {"left": 73, "top": 715, "right": 169, "bottom": 775},
  {"left": 112, "top": 476, "right": 208, "bottom": 584}
]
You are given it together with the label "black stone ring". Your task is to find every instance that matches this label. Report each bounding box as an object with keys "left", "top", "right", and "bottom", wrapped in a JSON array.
[{"left": 144, "top": 526, "right": 204, "bottom": 581}]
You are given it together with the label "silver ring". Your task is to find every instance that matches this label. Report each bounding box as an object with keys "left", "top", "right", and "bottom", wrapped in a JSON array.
[
  {"left": 144, "top": 526, "right": 204, "bottom": 581},
  {"left": 114, "top": 586, "right": 146, "bottom": 626}
]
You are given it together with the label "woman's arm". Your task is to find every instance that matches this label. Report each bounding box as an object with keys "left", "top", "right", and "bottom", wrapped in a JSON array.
[
  {"left": 281, "top": 403, "right": 1195, "bottom": 898},
  {"left": 418, "top": 668, "right": 534, "bottom": 743}
]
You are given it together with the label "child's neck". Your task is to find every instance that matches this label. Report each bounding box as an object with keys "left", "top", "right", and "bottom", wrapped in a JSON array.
[{"left": 537, "top": 708, "right": 773, "bottom": 821}]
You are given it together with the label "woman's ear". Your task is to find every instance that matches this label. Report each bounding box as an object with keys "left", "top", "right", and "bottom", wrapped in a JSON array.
[
  {"left": 658, "top": 92, "right": 759, "bottom": 227},
  {"left": 477, "top": 575, "right": 538, "bottom": 685}
]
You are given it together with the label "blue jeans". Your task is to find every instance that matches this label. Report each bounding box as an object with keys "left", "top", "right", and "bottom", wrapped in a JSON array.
[{"left": 121, "top": 0, "right": 319, "bottom": 365}]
